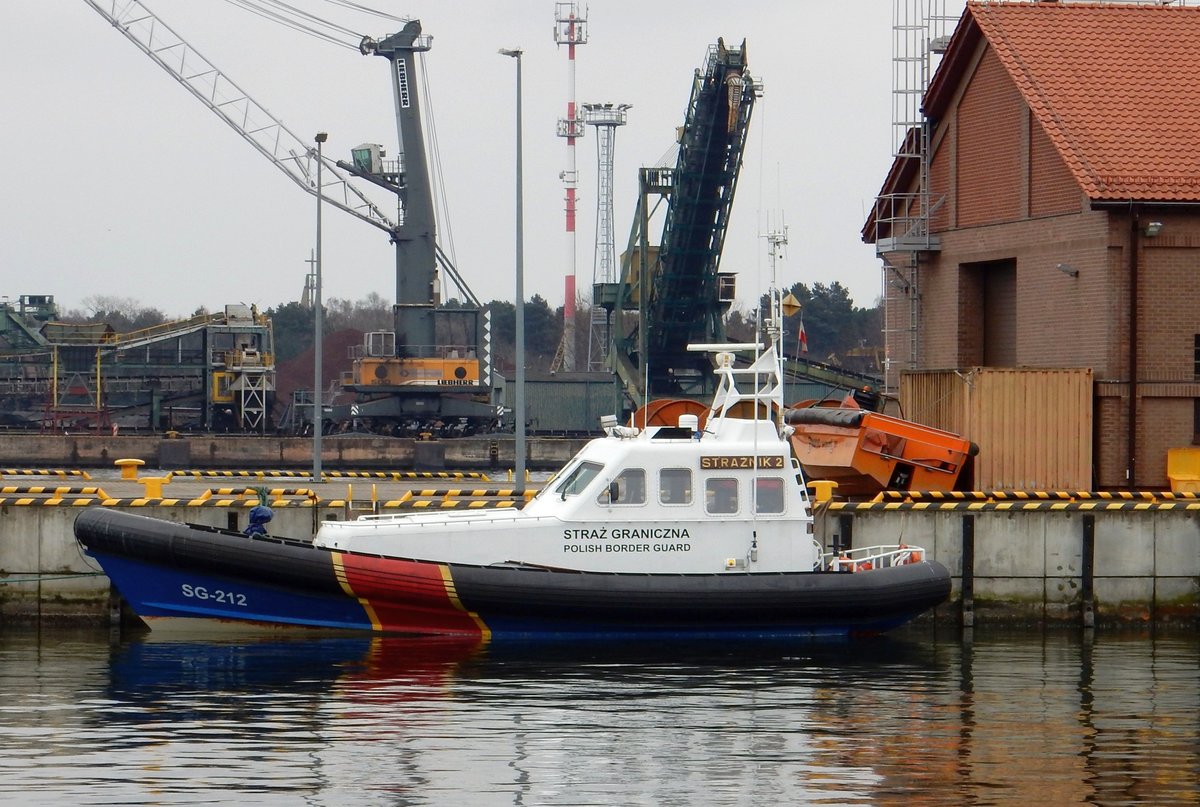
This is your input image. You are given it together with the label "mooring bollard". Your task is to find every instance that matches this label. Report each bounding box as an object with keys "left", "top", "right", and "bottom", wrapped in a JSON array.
[
  {"left": 114, "top": 458, "right": 145, "bottom": 480},
  {"left": 806, "top": 479, "right": 838, "bottom": 503},
  {"left": 138, "top": 476, "right": 169, "bottom": 498}
]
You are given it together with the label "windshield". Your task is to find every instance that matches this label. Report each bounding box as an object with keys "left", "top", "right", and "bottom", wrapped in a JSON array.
[{"left": 553, "top": 460, "right": 604, "bottom": 498}]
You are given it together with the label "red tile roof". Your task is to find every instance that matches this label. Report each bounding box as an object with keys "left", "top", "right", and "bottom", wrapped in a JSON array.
[{"left": 926, "top": 2, "right": 1200, "bottom": 203}]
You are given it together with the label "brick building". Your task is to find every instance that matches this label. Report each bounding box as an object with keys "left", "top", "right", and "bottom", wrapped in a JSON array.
[{"left": 863, "top": 1, "right": 1200, "bottom": 488}]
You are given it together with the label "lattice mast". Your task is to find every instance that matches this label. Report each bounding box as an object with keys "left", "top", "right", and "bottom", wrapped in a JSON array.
[
  {"left": 583, "top": 102, "right": 630, "bottom": 372},
  {"left": 554, "top": 3, "right": 587, "bottom": 372}
]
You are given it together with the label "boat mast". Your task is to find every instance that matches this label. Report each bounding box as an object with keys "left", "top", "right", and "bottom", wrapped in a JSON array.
[{"left": 760, "top": 224, "right": 789, "bottom": 428}]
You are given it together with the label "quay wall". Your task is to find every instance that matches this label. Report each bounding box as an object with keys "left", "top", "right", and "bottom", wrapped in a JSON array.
[
  {"left": 0, "top": 434, "right": 588, "bottom": 472},
  {"left": 2, "top": 500, "right": 1198, "bottom": 627},
  {"left": 818, "top": 503, "right": 1200, "bottom": 625}
]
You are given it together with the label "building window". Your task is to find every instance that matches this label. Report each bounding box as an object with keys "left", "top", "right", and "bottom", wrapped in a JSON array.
[
  {"left": 1193, "top": 335, "right": 1200, "bottom": 379},
  {"left": 1194, "top": 399, "right": 1200, "bottom": 445}
]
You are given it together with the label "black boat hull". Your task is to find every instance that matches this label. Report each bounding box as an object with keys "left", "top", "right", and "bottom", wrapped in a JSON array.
[{"left": 75, "top": 509, "right": 951, "bottom": 638}]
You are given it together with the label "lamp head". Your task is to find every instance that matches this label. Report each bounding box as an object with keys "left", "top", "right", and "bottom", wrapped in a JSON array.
[{"left": 1056, "top": 263, "right": 1079, "bottom": 278}]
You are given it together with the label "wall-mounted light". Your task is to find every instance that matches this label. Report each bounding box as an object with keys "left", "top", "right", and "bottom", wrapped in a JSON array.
[
  {"left": 1056, "top": 262, "right": 1079, "bottom": 278},
  {"left": 1144, "top": 221, "right": 1163, "bottom": 237}
]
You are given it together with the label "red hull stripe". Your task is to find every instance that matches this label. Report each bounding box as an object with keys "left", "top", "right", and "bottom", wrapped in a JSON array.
[
  {"left": 334, "top": 552, "right": 488, "bottom": 637},
  {"left": 332, "top": 553, "right": 381, "bottom": 630}
]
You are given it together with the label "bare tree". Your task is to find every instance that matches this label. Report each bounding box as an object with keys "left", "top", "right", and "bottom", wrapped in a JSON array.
[{"left": 60, "top": 295, "right": 167, "bottom": 332}]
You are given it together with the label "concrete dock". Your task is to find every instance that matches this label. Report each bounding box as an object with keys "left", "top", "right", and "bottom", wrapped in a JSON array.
[
  {"left": 0, "top": 432, "right": 589, "bottom": 473},
  {"left": 1, "top": 464, "right": 1197, "bottom": 629}
]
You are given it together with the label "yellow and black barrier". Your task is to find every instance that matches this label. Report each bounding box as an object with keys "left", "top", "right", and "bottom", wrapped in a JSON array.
[
  {"left": 5, "top": 494, "right": 524, "bottom": 508},
  {"left": 167, "top": 469, "right": 490, "bottom": 481},
  {"left": 873, "top": 489, "right": 1200, "bottom": 502},
  {"left": 0, "top": 468, "right": 92, "bottom": 479},
  {"left": 0, "top": 496, "right": 110, "bottom": 507},
  {"left": 831, "top": 499, "right": 1200, "bottom": 512},
  {"left": 396, "top": 488, "right": 536, "bottom": 500},
  {"left": 168, "top": 470, "right": 325, "bottom": 479},
  {"left": 380, "top": 499, "right": 524, "bottom": 510},
  {"left": 201, "top": 488, "right": 319, "bottom": 498},
  {"left": 0, "top": 485, "right": 112, "bottom": 498},
  {"left": 325, "top": 470, "right": 490, "bottom": 481},
  {"left": 1, "top": 492, "right": 320, "bottom": 507}
]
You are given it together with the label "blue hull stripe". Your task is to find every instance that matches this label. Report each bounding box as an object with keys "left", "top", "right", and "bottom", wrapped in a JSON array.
[{"left": 92, "top": 551, "right": 373, "bottom": 631}]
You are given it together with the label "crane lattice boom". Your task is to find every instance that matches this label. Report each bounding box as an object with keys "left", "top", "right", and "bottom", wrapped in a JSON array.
[{"left": 82, "top": 0, "right": 398, "bottom": 235}]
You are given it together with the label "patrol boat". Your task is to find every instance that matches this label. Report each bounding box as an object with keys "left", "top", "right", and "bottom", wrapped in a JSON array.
[{"left": 74, "top": 341, "right": 951, "bottom": 639}]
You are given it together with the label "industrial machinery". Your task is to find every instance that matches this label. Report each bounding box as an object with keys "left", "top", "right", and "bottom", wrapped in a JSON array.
[
  {"left": 785, "top": 397, "right": 977, "bottom": 497},
  {"left": 331, "top": 23, "right": 497, "bottom": 436},
  {"left": 598, "top": 38, "right": 759, "bottom": 407},
  {"left": 0, "top": 294, "right": 274, "bottom": 432},
  {"left": 84, "top": 3, "right": 499, "bottom": 437}
]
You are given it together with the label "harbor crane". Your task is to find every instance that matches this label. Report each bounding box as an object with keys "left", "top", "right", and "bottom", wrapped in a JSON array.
[
  {"left": 600, "top": 38, "right": 759, "bottom": 408},
  {"left": 83, "top": 1, "right": 499, "bottom": 436}
]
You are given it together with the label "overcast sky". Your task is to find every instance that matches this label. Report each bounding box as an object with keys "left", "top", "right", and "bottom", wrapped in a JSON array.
[{"left": 0, "top": 0, "right": 965, "bottom": 320}]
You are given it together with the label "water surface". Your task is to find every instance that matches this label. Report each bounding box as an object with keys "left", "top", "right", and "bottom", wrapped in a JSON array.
[{"left": 1, "top": 626, "right": 1196, "bottom": 805}]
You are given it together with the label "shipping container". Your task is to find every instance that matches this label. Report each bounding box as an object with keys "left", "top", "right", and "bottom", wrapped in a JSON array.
[{"left": 900, "top": 368, "right": 1093, "bottom": 490}]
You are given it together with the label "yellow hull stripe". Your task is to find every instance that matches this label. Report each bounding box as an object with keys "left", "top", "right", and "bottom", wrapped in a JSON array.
[
  {"left": 439, "top": 565, "right": 492, "bottom": 640},
  {"left": 331, "top": 552, "right": 382, "bottom": 631}
]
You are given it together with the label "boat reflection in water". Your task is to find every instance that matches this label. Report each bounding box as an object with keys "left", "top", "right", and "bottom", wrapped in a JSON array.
[
  {"left": 9, "top": 629, "right": 1193, "bottom": 805},
  {"left": 105, "top": 634, "right": 485, "bottom": 702}
]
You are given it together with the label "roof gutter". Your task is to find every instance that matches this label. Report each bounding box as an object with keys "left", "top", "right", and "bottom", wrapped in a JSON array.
[{"left": 1091, "top": 199, "right": 1200, "bottom": 209}]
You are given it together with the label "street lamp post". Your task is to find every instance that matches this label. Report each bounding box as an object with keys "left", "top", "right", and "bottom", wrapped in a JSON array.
[
  {"left": 499, "top": 48, "right": 526, "bottom": 494},
  {"left": 313, "top": 132, "right": 328, "bottom": 484}
]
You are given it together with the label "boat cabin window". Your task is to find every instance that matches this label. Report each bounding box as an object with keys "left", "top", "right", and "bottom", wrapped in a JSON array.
[
  {"left": 755, "top": 477, "right": 785, "bottom": 514},
  {"left": 705, "top": 477, "right": 738, "bottom": 514},
  {"left": 554, "top": 461, "right": 603, "bottom": 498},
  {"left": 601, "top": 468, "right": 646, "bottom": 505},
  {"left": 659, "top": 468, "right": 693, "bottom": 505}
]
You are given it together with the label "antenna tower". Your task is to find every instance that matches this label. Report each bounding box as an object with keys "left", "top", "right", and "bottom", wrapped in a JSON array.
[
  {"left": 583, "top": 102, "right": 630, "bottom": 372},
  {"left": 766, "top": 225, "right": 788, "bottom": 286},
  {"left": 553, "top": 3, "right": 587, "bottom": 372},
  {"left": 765, "top": 224, "right": 789, "bottom": 351}
]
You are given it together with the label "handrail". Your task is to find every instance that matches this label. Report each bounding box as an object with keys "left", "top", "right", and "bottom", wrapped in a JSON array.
[{"left": 825, "top": 544, "right": 926, "bottom": 572}]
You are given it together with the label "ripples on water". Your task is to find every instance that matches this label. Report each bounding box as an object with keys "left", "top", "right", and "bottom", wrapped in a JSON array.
[{"left": 0, "top": 626, "right": 1196, "bottom": 806}]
